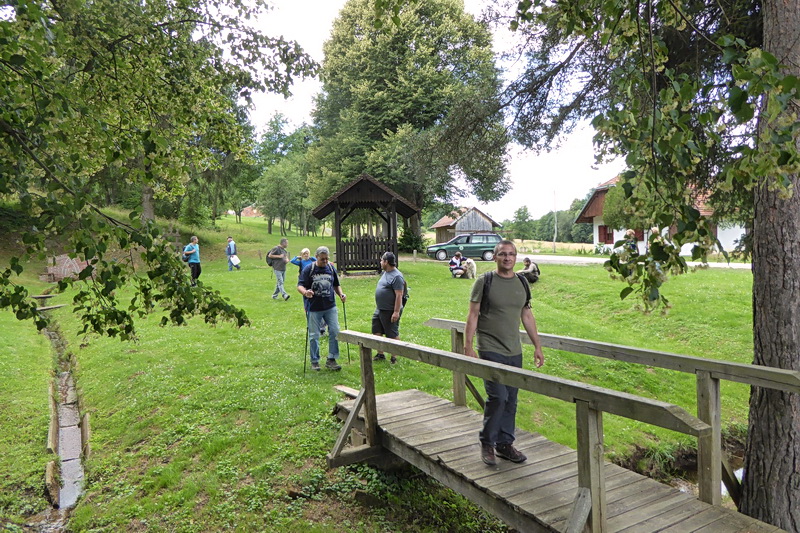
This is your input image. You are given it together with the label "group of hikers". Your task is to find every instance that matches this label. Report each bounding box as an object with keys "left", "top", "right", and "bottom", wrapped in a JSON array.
[{"left": 183, "top": 234, "right": 544, "bottom": 466}]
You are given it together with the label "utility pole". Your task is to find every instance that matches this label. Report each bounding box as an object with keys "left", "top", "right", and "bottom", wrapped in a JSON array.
[{"left": 552, "top": 190, "right": 557, "bottom": 253}]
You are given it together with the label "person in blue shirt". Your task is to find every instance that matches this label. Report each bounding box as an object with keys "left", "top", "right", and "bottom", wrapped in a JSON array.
[
  {"left": 292, "top": 248, "right": 327, "bottom": 335},
  {"left": 297, "top": 246, "right": 346, "bottom": 371},
  {"left": 226, "top": 236, "right": 241, "bottom": 271},
  {"left": 183, "top": 236, "right": 201, "bottom": 286}
]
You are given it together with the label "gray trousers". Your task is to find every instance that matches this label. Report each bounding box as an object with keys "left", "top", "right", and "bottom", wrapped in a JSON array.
[
  {"left": 272, "top": 269, "right": 288, "bottom": 297},
  {"left": 479, "top": 350, "right": 523, "bottom": 446}
]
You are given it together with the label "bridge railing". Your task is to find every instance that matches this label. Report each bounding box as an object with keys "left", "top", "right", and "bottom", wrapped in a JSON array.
[
  {"left": 423, "top": 318, "right": 800, "bottom": 509},
  {"left": 333, "top": 330, "right": 713, "bottom": 533}
]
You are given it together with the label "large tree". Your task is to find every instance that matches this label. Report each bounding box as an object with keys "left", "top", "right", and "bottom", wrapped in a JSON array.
[
  {"left": 309, "top": 0, "right": 511, "bottom": 234},
  {"left": 495, "top": 0, "right": 799, "bottom": 527},
  {"left": 0, "top": 0, "right": 315, "bottom": 338}
]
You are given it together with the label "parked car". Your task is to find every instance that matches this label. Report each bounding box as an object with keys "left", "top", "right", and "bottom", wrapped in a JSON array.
[{"left": 426, "top": 233, "right": 503, "bottom": 261}]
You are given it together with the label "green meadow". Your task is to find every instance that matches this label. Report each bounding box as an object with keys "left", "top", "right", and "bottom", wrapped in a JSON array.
[{"left": 0, "top": 216, "right": 755, "bottom": 531}]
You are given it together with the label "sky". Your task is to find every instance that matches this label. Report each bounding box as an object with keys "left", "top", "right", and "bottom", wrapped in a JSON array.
[{"left": 250, "top": 0, "right": 625, "bottom": 222}]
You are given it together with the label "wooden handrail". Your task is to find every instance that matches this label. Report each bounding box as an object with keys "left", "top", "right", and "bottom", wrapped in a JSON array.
[
  {"left": 424, "top": 318, "right": 800, "bottom": 393},
  {"left": 336, "top": 330, "right": 714, "bottom": 533},
  {"left": 424, "top": 317, "right": 788, "bottom": 507},
  {"left": 337, "top": 331, "right": 710, "bottom": 438}
]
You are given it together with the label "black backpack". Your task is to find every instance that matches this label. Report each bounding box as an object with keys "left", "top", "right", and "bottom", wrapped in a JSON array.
[
  {"left": 266, "top": 246, "right": 280, "bottom": 267},
  {"left": 479, "top": 271, "right": 531, "bottom": 317}
]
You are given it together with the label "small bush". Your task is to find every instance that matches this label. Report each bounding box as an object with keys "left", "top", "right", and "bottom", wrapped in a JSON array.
[{"left": 398, "top": 229, "right": 428, "bottom": 253}]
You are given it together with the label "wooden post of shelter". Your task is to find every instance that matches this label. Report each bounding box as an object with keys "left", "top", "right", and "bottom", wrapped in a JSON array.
[{"left": 311, "top": 174, "right": 419, "bottom": 274}]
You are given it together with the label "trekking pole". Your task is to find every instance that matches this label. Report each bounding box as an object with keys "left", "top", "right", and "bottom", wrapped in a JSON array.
[
  {"left": 341, "top": 297, "right": 351, "bottom": 364},
  {"left": 303, "top": 309, "right": 309, "bottom": 377}
]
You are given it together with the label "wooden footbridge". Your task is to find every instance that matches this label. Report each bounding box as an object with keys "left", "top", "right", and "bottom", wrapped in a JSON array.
[{"left": 328, "top": 319, "right": 800, "bottom": 532}]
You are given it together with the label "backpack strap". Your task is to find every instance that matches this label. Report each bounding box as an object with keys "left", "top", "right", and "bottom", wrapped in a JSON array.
[{"left": 480, "top": 271, "right": 530, "bottom": 317}]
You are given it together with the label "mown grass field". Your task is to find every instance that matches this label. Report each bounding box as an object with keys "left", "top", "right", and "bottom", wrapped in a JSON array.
[{"left": 0, "top": 216, "right": 755, "bottom": 531}]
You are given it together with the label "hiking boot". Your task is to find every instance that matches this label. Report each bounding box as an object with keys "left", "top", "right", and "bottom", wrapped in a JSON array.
[
  {"left": 310, "top": 362, "right": 320, "bottom": 371},
  {"left": 390, "top": 355, "right": 397, "bottom": 364},
  {"left": 481, "top": 444, "right": 496, "bottom": 466},
  {"left": 283, "top": 294, "right": 290, "bottom": 301},
  {"left": 325, "top": 359, "right": 341, "bottom": 371},
  {"left": 272, "top": 295, "right": 279, "bottom": 300},
  {"left": 495, "top": 443, "right": 527, "bottom": 463},
  {"left": 373, "top": 353, "right": 386, "bottom": 362}
]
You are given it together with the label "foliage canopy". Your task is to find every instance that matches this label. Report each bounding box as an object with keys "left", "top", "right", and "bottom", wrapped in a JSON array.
[{"left": 0, "top": 0, "right": 316, "bottom": 338}]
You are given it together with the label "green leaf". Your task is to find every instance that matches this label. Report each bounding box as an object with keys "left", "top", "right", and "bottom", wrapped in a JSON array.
[{"left": 620, "top": 287, "right": 634, "bottom": 300}]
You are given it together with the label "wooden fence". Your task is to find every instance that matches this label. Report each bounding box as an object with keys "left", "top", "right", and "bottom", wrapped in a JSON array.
[
  {"left": 332, "top": 331, "right": 714, "bottom": 533},
  {"left": 424, "top": 318, "right": 800, "bottom": 507}
]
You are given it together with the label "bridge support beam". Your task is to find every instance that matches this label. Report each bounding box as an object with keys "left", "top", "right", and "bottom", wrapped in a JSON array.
[
  {"left": 696, "top": 371, "right": 723, "bottom": 505},
  {"left": 576, "top": 400, "right": 606, "bottom": 532}
]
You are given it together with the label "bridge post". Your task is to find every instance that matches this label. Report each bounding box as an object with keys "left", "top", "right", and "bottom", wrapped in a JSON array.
[
  {"left": 451, "top": 328, "right": 467, "bottom": 406},
  {"left": 696, "top": 370, "right": 722, "bottom": 505},
  {"left": 359, "top": 343, "right": 380, "bottom": 446},
  {"left": 576, "top": 400, "right": 606, "bottom": 532}
]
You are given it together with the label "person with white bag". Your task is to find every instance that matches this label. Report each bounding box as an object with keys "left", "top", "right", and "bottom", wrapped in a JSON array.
[{"left": 226, "top": 236, "right": 241, "bottom": 271}]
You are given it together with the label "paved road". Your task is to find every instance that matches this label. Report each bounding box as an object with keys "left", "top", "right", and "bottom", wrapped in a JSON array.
[
  {"left": 412, "top": 252, "right": 751, "bottom": 270},
  {"left": 518, "top": 254, "right": 752, "bottom": 270}
]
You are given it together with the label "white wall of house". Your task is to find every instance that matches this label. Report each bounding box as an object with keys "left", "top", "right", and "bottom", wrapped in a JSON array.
[
  {"left": 592, "top": 217, "right": 646, "bottom": 254},
  {"left": 593, "top": 217, "right": 746, "bottom": 256},
  {"left": 678, "top": 224, "right": 746, "bottom": 255}
]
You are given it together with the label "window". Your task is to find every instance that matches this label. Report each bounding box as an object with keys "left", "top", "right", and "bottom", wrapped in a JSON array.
[
  {"left": 598, "top": 225, "right": 614, "bottom": 244},
  {"left": 472, "top": 235, "right": 486, "bottom": 243},
  {"left": 452, "top": 235, "right": 468, "bottom": 244},
  {"left": 487, "top": 235, "right": 501, "bottom": 243}
]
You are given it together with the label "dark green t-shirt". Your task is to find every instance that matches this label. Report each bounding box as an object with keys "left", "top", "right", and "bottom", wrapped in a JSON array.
[{"left": 469, "top": 272, "right": 529, "bottom": 356}]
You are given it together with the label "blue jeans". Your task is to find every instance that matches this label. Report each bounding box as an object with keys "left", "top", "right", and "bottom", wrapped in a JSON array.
[
  {"left": 479, "top": 351, "right": 523, "bottom": 447},
  {"left": 307, "top": 307, "right": 340, "bottom": 363},
  {"left": 272, "top": 270, "right": 288, "bottom": 297}
]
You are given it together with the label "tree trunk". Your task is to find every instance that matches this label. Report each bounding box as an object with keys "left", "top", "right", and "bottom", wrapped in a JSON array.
[
  {"left": 141, "top": 184, "right": 155, "bottom": 222},
  {"left": 741, "top": 2, "right": 800, "bottom": 530}
]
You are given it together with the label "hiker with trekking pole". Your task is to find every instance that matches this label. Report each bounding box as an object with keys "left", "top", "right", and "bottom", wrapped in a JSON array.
[{"left": 297, "top": 246, "right": 346, "bottom": 372}]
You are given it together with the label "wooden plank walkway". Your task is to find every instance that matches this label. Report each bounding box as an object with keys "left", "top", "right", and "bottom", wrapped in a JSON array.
[{"left": 334, "top": 389, "right": 784, "bottom": 533}]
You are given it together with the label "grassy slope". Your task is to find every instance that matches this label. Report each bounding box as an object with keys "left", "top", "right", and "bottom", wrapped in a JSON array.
[
  {"left": 2, "top": 214, "right": 754, "bottom": 531},
  {"left": 0, "top": 241, "right": 54, "bottom": 521}
]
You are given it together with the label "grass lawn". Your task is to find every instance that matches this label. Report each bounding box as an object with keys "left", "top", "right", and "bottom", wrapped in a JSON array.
[
  {"left": 0, "top": 270, "right": 55, "bottom": 522},
  {"left": 0, "top": 216, "right": 755, "bottom": 531}
]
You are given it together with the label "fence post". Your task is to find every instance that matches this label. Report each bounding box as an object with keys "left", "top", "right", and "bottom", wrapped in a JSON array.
[
  {"left": 359, "top": 343, "right": 379, "bottom": 446},
  {"left": 451, "top": 327, "right": 466, "bottom": 406},
  {"left": 576, "top": 400, "right": 606, "bottom": 532},
  {"left": 696, "top": 370, "right": 722, "bottom": 505}
]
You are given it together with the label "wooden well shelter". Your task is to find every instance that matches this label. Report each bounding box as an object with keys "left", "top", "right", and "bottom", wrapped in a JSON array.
[{"left": 311, "top": 174, "right": 420, "bottom": 274}]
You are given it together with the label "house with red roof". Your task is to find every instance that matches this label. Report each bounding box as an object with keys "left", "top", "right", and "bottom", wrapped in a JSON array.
[{"left": 575, "top": 176, "right": 746, "bottom": 254}]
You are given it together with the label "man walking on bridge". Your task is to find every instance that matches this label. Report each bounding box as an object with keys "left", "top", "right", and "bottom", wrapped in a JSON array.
[{"left": 464, "top": 239, "right": 545, "bottom": 466}]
